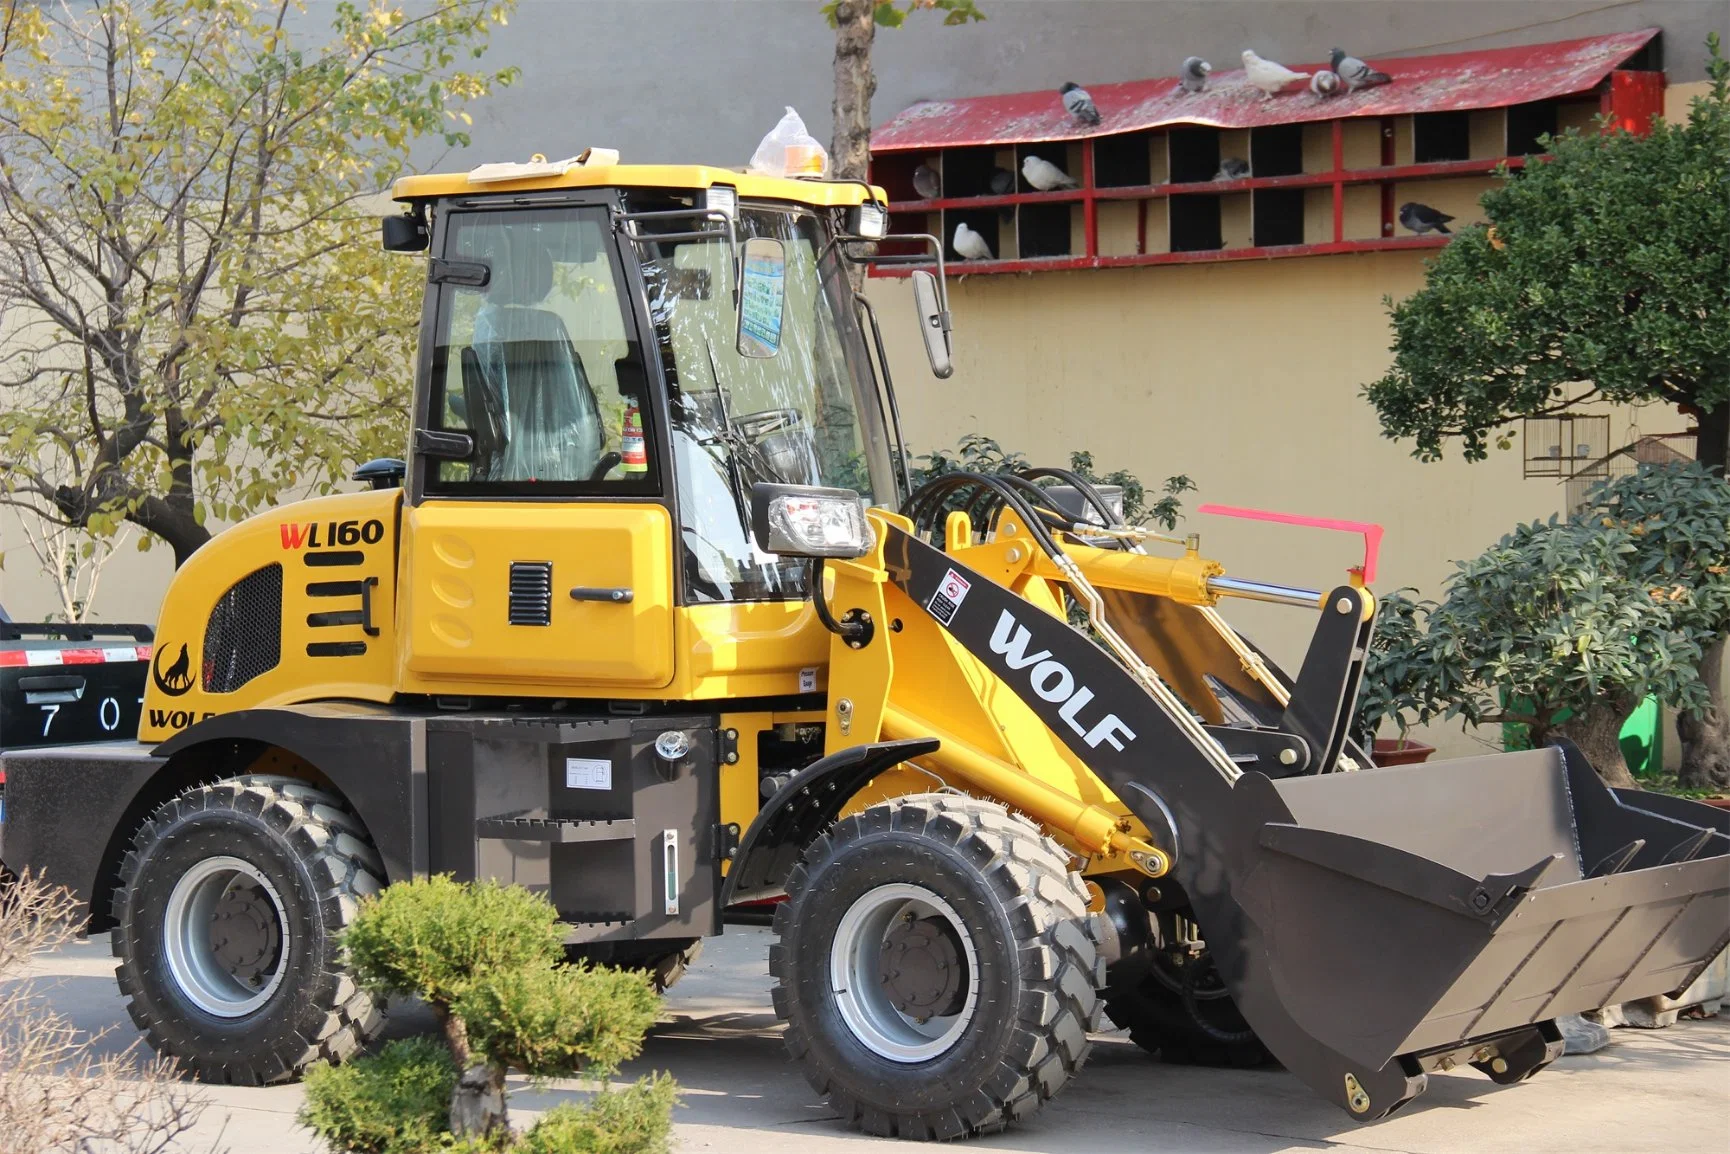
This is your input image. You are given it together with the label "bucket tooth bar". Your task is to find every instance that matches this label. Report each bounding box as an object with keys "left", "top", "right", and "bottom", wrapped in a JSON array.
[{"left": 876, "top": 524, "right": 1730, "bottom": 1122}]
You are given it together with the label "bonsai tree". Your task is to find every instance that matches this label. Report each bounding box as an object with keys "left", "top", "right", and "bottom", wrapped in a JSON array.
[
  {"left": 1577, "top": 462, "right": 1730, "bottom": 788},
  {"left": 302, "top": 876, "right": 673, "bottom": 1151},
  {"left": 1359, "top": 502, "right": 1714, "bottom": 788},
  {"left": 1365, "top": 35, "right": 1730, "bottom": 472}
]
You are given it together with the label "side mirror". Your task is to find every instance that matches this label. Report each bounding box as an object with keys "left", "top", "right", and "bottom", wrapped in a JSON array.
[
  {"left": 910, "top": 270, "right": 953, "bottom": 379},
  {"left": 381, "top": 210, "right": 429, "bottom": 252},
  {"left": 750, "top": 483, "right": 874, "bottom": 559},
  {"left": 736, "top": 237, "right": 787, "bottom": 358}
]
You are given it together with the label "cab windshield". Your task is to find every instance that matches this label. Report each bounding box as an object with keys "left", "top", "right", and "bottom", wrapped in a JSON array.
[{"left": 634, "top": 204, "right": 895, "bottom": 602}]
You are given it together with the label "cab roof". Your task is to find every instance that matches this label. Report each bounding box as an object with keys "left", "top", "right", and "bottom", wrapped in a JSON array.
[{"left": 392, "top": 162, "right": 886, "bottom": 208}]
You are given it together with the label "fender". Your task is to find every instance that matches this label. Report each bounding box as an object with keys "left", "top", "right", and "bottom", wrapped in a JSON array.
[
  {"left": 723, "top": 737, "right": 939, "bottom": 906},
  {"left": 151, "top": 703, "right": 423, "bottom": 882}
]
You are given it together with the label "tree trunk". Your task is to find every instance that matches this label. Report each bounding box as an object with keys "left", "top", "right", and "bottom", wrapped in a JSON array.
[
  {"left": 831, "top": 0, "right": 875, "bottom": 294},
  {"left": 830, "top": 0, "right": 876, "bottom": 184},
  {"left": 434, "top": 1003, "right": 471, "bottom": 1068},
  {"left": 449, "top": 1063, "right": 508, "bottom": 1140},
  {"left": 1678, "top": 632, "right": 1730, "bottom": 791},
  {"left": 1552, "top": 695, "right": 1638, "bottom": 789},
  {"left": 1695, "top": 399, "right": 1728, "bottom": 476}
]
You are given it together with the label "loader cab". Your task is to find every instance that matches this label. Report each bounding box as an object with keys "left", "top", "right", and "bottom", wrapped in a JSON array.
[{"left": 387, "top": 164, "right": 908, "bottom": 699}]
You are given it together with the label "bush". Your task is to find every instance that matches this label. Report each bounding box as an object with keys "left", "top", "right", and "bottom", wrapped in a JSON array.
[
  {"left": 298, "top": 1037, "right": 458, "bottom": 1154},
  {"left": 516, "top": 1076, "right": 679, "bottom": 1154},
  {"left": 458, "top": 963, "right": 662, "bottom": 1078},
  {"left": 345, "top": 876, "right": 565, "bottom": 1008}
]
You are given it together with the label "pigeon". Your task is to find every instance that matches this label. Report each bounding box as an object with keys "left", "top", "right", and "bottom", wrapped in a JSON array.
[
  {"left": 912, "top": 163, "right": 941, "bottom": 200},
  {"left": 1241, "top": 49, "right": 1309, "bottom": 98},
  {"left": 1059, "top": 81, "right": 1101, "bottom": 126},
  {"left": 1021, "top": 154, "right": 1078, "bottom": 191},
  {"left": 1399, "top": 202, "right": 1454, "bottom": 235},
  {"left": 1310, "top": 70, "right": 1342, "bottom": 98},
  {"left": 987, "top": 166, "right": 1015, "bottom": 195},
  {"left": 1330, "top": 47, "right": 1392, "bottom": 91},
  {"left": 1214, "top": 157, "right": 1250, "bottom": 181},
  {"left": 1180, "top": 56, "right": 1212, "bottom": 94},
  {"left": 953, "top": 221, "right": 994, "bottom": 260}
]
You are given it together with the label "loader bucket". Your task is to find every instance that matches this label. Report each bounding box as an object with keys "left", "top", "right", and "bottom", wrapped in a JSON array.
[
  {"left": 879, "top": 525, "right": 1730, "bottom": 1122},
  {"left": 1216, "top": 741, "right": 1730, "bottom": 1118}
]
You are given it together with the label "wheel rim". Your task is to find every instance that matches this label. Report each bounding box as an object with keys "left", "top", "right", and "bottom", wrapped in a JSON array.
[
  {"left": 162, "top": 855, "right": 289, "bottom": 1018},
  {"left": 830, "top": 883, "right": 980, "bottom": 1063}
]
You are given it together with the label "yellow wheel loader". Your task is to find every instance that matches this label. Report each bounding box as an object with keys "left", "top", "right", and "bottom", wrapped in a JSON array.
[{"left": 2, "top": 156, "right": 1725, "bottom": 1138}]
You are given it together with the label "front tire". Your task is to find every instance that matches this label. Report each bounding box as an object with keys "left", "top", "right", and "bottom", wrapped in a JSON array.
[
  {"left": 112, "top": 775, "right": 386, "bottom": 1084},
  {"left": 770, "top": 794, "right": 1099, "bottom": 1140}
]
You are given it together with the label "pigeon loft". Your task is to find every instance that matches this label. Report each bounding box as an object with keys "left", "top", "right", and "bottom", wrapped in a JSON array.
[{"left": 868, "top": 28, "right": 1665, "bottom": 274}]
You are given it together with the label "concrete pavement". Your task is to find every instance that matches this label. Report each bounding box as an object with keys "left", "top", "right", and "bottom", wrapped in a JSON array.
[{"left": 16, "top": 927, "right": 1730, "bottom": 1153}]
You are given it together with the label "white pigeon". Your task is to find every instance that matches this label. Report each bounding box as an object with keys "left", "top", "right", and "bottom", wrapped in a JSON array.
[
  {"left": 1021, "top": 154, "right": 1078, "bottom": 191},
  {"left": 953, "top": 221, "right": 994, "bottom": 261},
  {"left": 1241, "top": 49, "right": 1309, "bottom": 99}
]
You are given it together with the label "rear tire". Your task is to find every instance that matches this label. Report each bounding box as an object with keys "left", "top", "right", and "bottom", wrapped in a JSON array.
[
  {"left": 1103, "top": 930, "right": 1272, "bottom": 1068},
  {"left": 112, "top": 775, "right": 386, "bottom": 1085},
  {"left": 771, "top": 794, "right": 1099, "bottom": 1140}
]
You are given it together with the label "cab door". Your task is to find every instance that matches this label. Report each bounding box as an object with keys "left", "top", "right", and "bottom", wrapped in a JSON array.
[{"left": 398, "top": 200, "right": 675, "bottom": 691}]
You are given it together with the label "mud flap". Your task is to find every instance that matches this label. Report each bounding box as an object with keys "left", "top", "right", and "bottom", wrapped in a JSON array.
[{"left": 880, "top": 527, "right": 1730, "bottom": 1121}]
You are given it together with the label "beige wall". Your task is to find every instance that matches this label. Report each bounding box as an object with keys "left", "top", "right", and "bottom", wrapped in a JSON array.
[{"left": 865, "top": 248, "right": 1687, "bottom": 758}]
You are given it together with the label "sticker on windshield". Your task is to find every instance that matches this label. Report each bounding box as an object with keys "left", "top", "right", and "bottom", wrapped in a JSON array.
[
  {"left": 928, "top": 569, "right": 971, "bottom": 626},
  {"left": 737, "top": 238, "right": 786, "bottom": 358}
]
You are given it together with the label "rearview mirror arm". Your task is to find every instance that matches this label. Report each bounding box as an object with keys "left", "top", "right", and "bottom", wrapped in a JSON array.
[{"left": 853, "top": 291, "right": 912, "bottom": 503}]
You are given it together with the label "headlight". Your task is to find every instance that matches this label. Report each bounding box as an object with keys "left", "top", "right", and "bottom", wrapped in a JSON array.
[
  {"left": 750, "top": 483, "right": 875, "bottom": 559},
  {"left": 850, "top": 201, "right": 888, "bottom": 239},
  {"left": 703, "top": 184, "right": 738, "bottom": 221}
]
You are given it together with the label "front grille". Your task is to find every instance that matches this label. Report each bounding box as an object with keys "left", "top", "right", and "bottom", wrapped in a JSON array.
[
  {"left": 509, "top": 561, "right": 553, "bottom": 626},
  {"left": 203, "top": 564, "right": 283, "bottom": 692}
]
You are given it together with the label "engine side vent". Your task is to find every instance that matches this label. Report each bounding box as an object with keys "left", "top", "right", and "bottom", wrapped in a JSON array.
[
  {"left": 509, "top": 561, "right": 553, "bottom": 626},
  {"left": 203, "top": 563, "right": 283, "bottom": 692}
]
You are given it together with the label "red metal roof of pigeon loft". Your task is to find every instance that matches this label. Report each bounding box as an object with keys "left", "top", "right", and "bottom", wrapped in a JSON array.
[{"left": 870, "top": 28, "right": 1659, "bottom": 151}]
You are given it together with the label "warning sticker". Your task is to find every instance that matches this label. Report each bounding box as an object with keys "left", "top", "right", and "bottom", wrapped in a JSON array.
[
  {"left": 565, "top": 758, "right": 613, "bottom": 791},
  {"left": 928, "top": 569, "right": 972, "bottom": 626}
]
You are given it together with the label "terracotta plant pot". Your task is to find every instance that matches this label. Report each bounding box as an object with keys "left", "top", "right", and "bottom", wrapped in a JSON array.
[
  {"left": 1699, "top": 796, "right": 1730, "bottom": 811},
  {"left": 1372, "top": 737, "right": 1436, "bottom": 767}
]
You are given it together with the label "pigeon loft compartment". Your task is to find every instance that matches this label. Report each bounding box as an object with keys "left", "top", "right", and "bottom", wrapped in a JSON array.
[{"left": 869, "top": 29, "right": 1664, "bottom": 274}]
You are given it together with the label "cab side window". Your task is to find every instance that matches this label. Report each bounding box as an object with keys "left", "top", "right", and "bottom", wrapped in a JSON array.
[{"left": 428, "top": 207, "right": 653, "bottom": 494}]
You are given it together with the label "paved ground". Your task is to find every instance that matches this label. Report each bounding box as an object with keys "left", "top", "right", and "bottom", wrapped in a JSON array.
[{"left": 17, "top": 928, "right": 1730, "bottom": 1153}]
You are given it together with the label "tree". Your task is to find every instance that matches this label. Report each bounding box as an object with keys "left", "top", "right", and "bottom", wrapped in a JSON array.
[
  {"left": 824, "top": 0, "right": 983, "bottom": 183},
  {"left": 0, "top": 0, "right": 516, "bottom": 567},
  {"left": 1358, "top": 466, "right": 1729, "bottom": 789},
  {"left": 1365, "top": 35, "right": 1730, "bottom": 473},
  {"left": 333, "top": 876, "right": 672, "bottom": 1149},
  {"left": 912, "top": 433, "right": 1195, "bottom": 530},
  {"left": 1578, "top": 462, "right": 1730, "bottom": 788}
]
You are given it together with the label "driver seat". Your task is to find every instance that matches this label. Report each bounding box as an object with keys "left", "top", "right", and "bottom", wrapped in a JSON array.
[{"left": 472, "top": 243, "right": 603, "bottom": 481}]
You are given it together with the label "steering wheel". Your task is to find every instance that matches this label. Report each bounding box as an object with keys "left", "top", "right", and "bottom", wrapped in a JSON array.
[{"left": 731, "top": 408, "right": 804, "bottom": 441}]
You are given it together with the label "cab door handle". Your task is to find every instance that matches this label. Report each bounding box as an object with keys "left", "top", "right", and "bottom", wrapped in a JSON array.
[{"left": 569, "top": 587, "right": 634, "bottom": 604}]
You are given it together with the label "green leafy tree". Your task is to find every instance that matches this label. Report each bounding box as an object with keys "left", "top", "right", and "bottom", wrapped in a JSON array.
[
  {"left": 824, "top": 0, "right": 984, "bottom": 184},
  {"left": 0, "top": 0, "right": 516, "bottom": 566},
  {"left": 1358, "top": 467, "right": 1729, "bottom": 788},
  {"left": 1578, "top": 462, "right": 1730, "bottom": 788},
  {"left": 334, "top": 877, "right": 673, "bottom": 1148},
  {"left": 1364, "top": 35, "right": 1730, "bottom": 473}
]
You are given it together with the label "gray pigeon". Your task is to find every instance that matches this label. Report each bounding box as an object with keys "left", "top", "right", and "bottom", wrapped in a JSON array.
[
  {"left": 953, "top": 221, "right": 994, "bottom": 260},
  {"left": 1330, "top": 47, "right": 1392, "bottom": 91},
  {"left": 912, "top": 163, "right": 940, "bottom": 200},
  {"left": 1399, "top": 202, "right": 1453, "bottom": 235},
  {"left": 1214, "top": 156, "right": 1250, "bottom": 181},
  {"left": 1060, "top": 81, "right": 1101, "bottom": 125},
  {"left": 987, "top": 166, "right": 1015, "bottom": 195},
  {"left": 1180, "top": 56, "right": 1212, "bottom": 94},
  {"left": 1310, "top": 70, "right": 1342, "bottom": 98}
]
